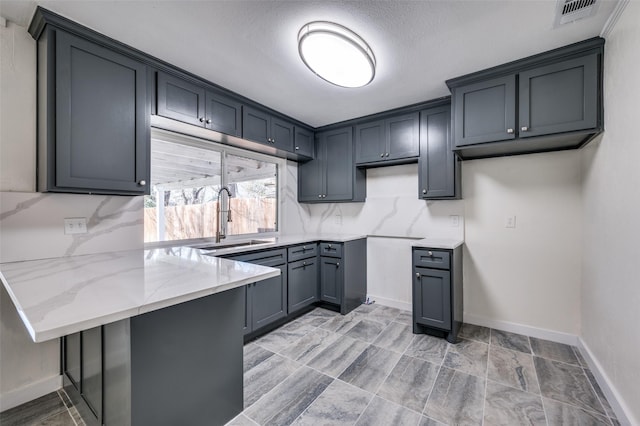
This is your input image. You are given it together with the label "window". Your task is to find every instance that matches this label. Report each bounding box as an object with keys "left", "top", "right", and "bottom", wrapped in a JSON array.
[{"left": 144, "top": 132, "right": 278, "bottom": 243}]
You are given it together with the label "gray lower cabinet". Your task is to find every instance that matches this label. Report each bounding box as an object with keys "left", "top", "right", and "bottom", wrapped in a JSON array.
[
  {"left": 319, "top": 239, "right": 367, "bottom": 315},
  {"left": 243, "top": 106, "right": 294, "bottom": 152},
  {"left": 226, "top": 249, "right": 287, "bottom": 335},
  {"left": 448, "top": 38, "right": 604, "bottom": 159},
  {"left": 37, "top": 28, "right": 149, "bottom": 195},
  {"left": 62, "top": 288, "right": 245, "bottom": 426},
  {"left": 298, "top": 126, "right": 366, "bottom": 203},
  {"left": 412, "top": 246, "right": 463, "bottom": 343},
  {"left": 418, "top": 104, "right": 460, "bottom": 199},
  {"left": 355, "top": 112, "right": 420, "bottom": 165},
  {"left": 288, "top": 255, "right": 319, "bottom": 313}
]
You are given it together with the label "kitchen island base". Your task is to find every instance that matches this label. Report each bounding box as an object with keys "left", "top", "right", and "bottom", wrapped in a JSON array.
[{"left": 62, "top": 287, "right": 244, "bottom": 426}]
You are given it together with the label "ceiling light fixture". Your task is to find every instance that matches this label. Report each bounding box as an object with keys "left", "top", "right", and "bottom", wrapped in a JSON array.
[{"left": 298, "top": 21, "right": 376, "bottom": 88}]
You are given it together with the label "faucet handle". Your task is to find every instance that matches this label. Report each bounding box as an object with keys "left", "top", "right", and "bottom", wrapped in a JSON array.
[{"left": 227, "top": 208, "right": 232, "bottom": 222}]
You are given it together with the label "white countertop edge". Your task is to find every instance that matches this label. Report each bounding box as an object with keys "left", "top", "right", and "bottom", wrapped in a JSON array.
[{"left": 411, "top": 238, "right": 465, "bottom": 250}]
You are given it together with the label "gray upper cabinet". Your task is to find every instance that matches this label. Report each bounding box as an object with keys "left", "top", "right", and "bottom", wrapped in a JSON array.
[
  {"left": 419, "top": 104, "right": 460, "bottom": 199},
  {"left": 298, "top": 126, "right": 365, "bottom": 203},
  {"left": 448, "top": 37, "right": 604, "bottom": 159},
  {"left": 37, "top": 29, "right": 149, "bottom": 195},
  {"left": 293, "top": 126, "right": 315, "bottom": 159},
  {"left": 157, "top": 72, "right": 242, "bottom": 136},
  {"left": 243, "top": 106, "right": 294, "bottom": 152},
  {"left": 355, "top": 112, "right": 419, "bottom": 165},
  {"left": 453, "top": 75, "right": 516, "bottom": 147}
]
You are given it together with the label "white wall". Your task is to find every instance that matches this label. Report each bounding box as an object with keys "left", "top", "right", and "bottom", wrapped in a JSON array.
[
  {"left": 281, "top": 162, "right": 465, "bottom": 310},
  {"left": 462, "top": 151, "right": 583, "bottom": 338},
  {"left": 581, "top": 2, "right": 640, "bottom": 423},
  {"left": 0, "top": 22, "right": 144, "bottom": 411}
]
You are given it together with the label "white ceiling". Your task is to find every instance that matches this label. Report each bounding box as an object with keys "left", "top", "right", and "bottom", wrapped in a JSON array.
[{"left": 0, "top": 0, "right": 618, "bottom": 128}]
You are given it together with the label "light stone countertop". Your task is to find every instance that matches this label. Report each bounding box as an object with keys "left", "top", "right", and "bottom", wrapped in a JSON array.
[
  {"left": 411, "top": 237, "right": 464, "bottom": 250},
  {"left": 0, "top": 247, "right": 280, "bottom": 343}
]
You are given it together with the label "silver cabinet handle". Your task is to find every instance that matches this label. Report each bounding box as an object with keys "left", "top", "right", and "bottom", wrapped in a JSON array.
[
  {"left": 199, "top": 117, "right": 205, "bottom": 123},
  {"left": 206, "top": 119, "right": 212, "bottom": 124},
  {"left": 416, "top": 272, "right": 420, "bottom": 278},
  {"left": 295, "top": 146, "right": 300, "bottom": 150},
  {"left": 272, "top": 139, "right": 276, "bottom": 144},
  {"left": 380, "top": 153, "right": 384, "bottom": 158},
  {"left": 385, "top": 153, "right": 389, "bottom": 157},
  {"left": 138, "top": 180, "right": 146, "bottom": 186},
  {"left": 428, "top": 251, "right": 433, "bottom": 256},
  {"left": 422, "top": 189, "right": 427, "bottom": 194},
  {"left": 303, "top": 246, "right": 307, "bottom": 250},
  {"left": 336, "top": 262, "right": 340, "bottom": 267},
  {"left": 328, "top": 244, "right": 332, "bottom": 248},
  {"left": 506, "top": 128, "right": 514, "bottom": 134},
  {"left": 303, "top": 261, "right": 306, "bottom": 266},
  {"left": 521, "top": 126, "right": 529, "bottom": 132}
]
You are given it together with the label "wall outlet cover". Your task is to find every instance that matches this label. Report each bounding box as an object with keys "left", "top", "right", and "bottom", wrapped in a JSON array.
[
  {"left": 64, "top": 217, "right": 88, "bottom": 234},
  {"left": 450, "top": 215, "right": 460, "bottom": 227},
  {"left": 505, "top": 215, "right": 517, "bottom": 228}
]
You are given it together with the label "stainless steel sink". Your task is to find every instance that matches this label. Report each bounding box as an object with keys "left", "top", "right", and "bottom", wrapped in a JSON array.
[{"left": 192, "top": 239, "right": 272, "bottom": 251}]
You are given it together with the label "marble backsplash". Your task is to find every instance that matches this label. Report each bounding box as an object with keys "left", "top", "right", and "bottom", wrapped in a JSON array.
[{"left": 0, "top": 192, "right": 143, "bottom": 263}]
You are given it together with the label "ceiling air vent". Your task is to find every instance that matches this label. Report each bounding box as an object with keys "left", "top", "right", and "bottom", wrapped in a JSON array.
[{"left": 553, "top": 0, "right": 599, "bottom": 27}]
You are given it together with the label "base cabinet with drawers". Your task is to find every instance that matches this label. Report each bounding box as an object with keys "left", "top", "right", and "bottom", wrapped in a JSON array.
[{"left": 412, "top": 245, "right": 463, "bottom": 343}]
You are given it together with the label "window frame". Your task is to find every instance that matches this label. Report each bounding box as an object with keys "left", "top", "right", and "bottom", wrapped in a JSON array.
[{"left": 144, "top": 129, "right": 283, "bottom": 248}]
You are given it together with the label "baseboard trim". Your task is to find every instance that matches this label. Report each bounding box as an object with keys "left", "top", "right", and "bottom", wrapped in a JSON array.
[
  {"left": 577, "top": 338, "right": 636, "bottom": 426},
  {"left": 0, "top": 375, "right": 62, "bottom": 412},
  {"left": 365, "top": 294, "right": 411, "bottom": 312},
  {"left": 463, "top": 313, "right": 579, "bottom": 346}
]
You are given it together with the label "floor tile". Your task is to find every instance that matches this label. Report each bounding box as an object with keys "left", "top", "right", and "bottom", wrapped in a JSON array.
[
  {"left": 293, "top": 308, "right": 339, "bottom": 328},
  {"left": 534, "top": 356, "right": 606, "bottom": 415},
  {"left": 491, "top": 329, "right": 532, "bottom": 354},
  {"left": 487, "top": 345, "right": 540, "bottom": 393},
  {"left": 244, "top": 366, "right": 333, "bottom": 425},
  {"left": 424, "top": 367, "right": 485, "bottom": 426},
  {"left": 254, "top": 321, "right": 315, "bottom": 352},
  {"left": 243, "top": 354, "right": 300, "bottom": 407},
  {"left": 338, "top": 345, "right": 402, "bottom": 393},
  {"left": 344, "top": 319, "right": 386, "bottom": 343},
  {"left": 584, "top": 368, "right": 617, "bottom": 419},
  {"left": 404, "top": 333, "right": 449, "bottom": 364},
  {"left": 225, "top": 413, "right": 258, "bottom": 425},
  {"left": 307, "top": 335, "right": 369, "bottom": 377},
  {"left": 376, "top": 354, "right": 439, "bottom": 412},
  {"left": 38, "top": 410, "right": 76, "bottom": 426},
  {"left": 483, "top": 381, "right": 546, "bottom": 426},
  {"left": 573, "top": 346, "right": 589, "bottom": 368},
  {"left": 459, "top": 323, "right": 490, "bottom": 344},
  {"left": 243, "top": 343, "right": 275, "bottom": 373},
  {"left": 355, "top": 396, "right": 422, "bottom": 426},
  {"left": 353, "top": 303, "right": 380, "bottom": 315},
  {"left": 372, "top": 321, "right": 414, "bottom": 353},
  {"left": 420, "top": 416, "right": 446, "bottom": 425},
  {"left": 393, "top": 310, "right": 413, "bottom": 326},
  {"left": 443, "top": 338, "right": 488, "bottom": 377},
  {"left": 543, "top": 397, "right": 611, "bottom": 426},
  {"left": 367, "top": 305, "right": 402, "bottom": 325},
  {"left": 0, "top": 392, "right": 67, "bottom": 426},
  {"left": 279, "top": 328, "right": 340, "bottom": 364},
  {"left": 320, "top": 311, "right": 363, "bottom": 334},
  {"left": 530, "top": 337, "right": 579, "bottom": 365},
  {"left": 292, "top": 380, "right": 371, "bottom": 425}
]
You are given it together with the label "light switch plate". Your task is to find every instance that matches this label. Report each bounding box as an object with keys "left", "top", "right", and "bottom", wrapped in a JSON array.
[
  {"left": 450, "top": 215, "right": 460, "bottom": 227},
  {"left": 64, "top": 217, "right": 88, "bottom": 234},
  {"left": 505, "top": 215, "right": 516, "bottom": 228}
]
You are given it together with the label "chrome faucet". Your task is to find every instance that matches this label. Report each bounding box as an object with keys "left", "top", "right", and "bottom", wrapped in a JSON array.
[{"left": 215, "top": 186, "right": 233, "bottom": 243}]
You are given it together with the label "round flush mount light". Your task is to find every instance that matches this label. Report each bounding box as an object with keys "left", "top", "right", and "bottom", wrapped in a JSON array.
[{"left": 298, "top": 21, "right": 376, "bottom": 88}]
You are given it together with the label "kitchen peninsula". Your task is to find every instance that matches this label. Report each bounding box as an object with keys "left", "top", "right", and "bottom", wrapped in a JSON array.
[{"left": 0, "top": 247, "right": 280, "bottom": 425}]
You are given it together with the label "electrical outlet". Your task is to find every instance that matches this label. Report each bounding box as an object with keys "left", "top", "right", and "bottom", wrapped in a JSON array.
[
  {"left": 450, "top": 215, "right": 460, "bottom": 227},
  {"left": 64, "top": 218, "right": 88, "bottom": 235},
  {"left": 334, "top": 214, "right": 342, "bottom": 225},
  {"left": 505, "top": 215, "right": 516, "bottom": 228}
]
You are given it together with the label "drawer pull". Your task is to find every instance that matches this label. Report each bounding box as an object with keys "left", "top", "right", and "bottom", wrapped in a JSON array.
[
  {"left": 428, "top": 251, "right": 433, "bottom": 256},
  {"left": 416, "top": 272, "right": 420, "bottom": 278}
]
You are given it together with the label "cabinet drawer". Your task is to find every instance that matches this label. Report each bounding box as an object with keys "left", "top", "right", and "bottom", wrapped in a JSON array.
[
  {"left": 227, "top": 249, "right": 286, "bottom": 267},
  {"left": 319, "top": 242, "right": 343, "bottom": 258},
  {"left": 413, "top": 249, "right": 450, "bottom": 270},
  {"left": 287, "top": 244, "right": 318, "bottom": 262}
]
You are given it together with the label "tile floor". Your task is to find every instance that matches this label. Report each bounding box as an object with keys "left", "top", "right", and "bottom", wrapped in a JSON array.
[{"left": 0, "top": 304, "right": 619, "bottom": 426}]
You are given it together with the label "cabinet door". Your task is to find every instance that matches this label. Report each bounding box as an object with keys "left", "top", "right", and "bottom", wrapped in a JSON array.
[
  {"left": 271, "top": 117, "right": 294, "bottom": 152},
  {"left": 453, "top": 75, "right": 516, "bottom": 147},
  {"left": 294, "top": 127, "right": 314, "bottom": 158},
  {"left": 519, "top": 54, "right": 598, "bottom": 138},
  {"left": 320, "top": 256, "right": 343, "bottom": 305},
  {"left": 355, "top": 120, "right": 385, "bottom": 164},
  {"left": 82, "top": 327, "right": 103, "bottom": 419},
  {"left": 157, "top": 72, "right": 206, "bottom": 126},
  {"left": 387, "top": 112, "right": 419, "bottom": 160},
  {"left": 414, "top": 267, "right": 451, "bottom": 331},
  {"left": 55, "top": 31, "right": 148, "bottom": 194},
  {"left": 205, "top": 91, "right": 242, "bottom": 136},
  {"left": 324, "top": 127, "right": 354, "bottom": 201},
  {"left": 64, "top": 332, "right": 81, "bottom": 388},
  {"left": 288, "top": 258, "right": 319, "bottom": 312},
  {"left": 298, "top": 139, "right": 323, "bottom": 202},
  {"left": 251, "top": 264, "right": 287, "bottom": 330},
  {"left": 419, "top": 105, "right": 457, "bottom": 199},
  {"left": 242, "top": 106, "right": 270, "bottom": 145}
]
